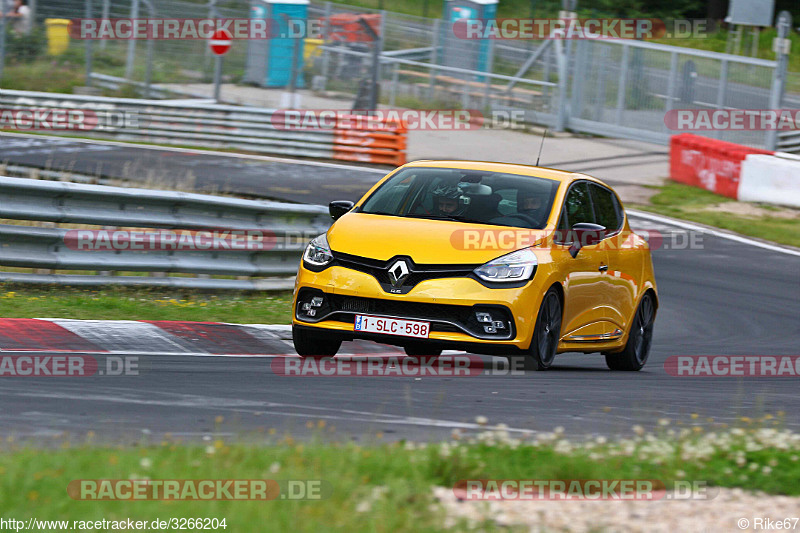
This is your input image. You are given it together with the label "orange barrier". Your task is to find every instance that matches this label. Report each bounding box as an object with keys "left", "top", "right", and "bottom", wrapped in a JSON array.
[
  {"left": 323, "top": 13, "right": 382, "bottom": 42},
  {"left": 332, "top": 114, "right": 407, "bottom": 166}
]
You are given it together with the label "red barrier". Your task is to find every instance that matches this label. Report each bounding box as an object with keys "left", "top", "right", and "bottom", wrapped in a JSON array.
[{"left": 669, "top": 134, "right": 773, "bottom": 199}]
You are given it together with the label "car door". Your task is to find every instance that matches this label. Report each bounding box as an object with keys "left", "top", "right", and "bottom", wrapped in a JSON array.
[
  {"left": 589, "top": 183, "right": 636, "bottom": 334},
  {"left": 553, "top": 181, "right": 611, "bottom": 340}
]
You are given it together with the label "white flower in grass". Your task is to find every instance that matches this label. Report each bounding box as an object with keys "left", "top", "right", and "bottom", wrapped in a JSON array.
[
  {"left": 475, "top": 416, "right": 488, "bottom": 426},
  {"left": 139, "top": 457, "right": 152, "bottom": 469},
  {"left": 269, "top": 462, "right": 280, "bottom": 474},
  {"left": 762, "top": 466, "right": 772, "bottom": 475},
  {"left": 205, "top": 445, "right": 215, "bottom": 455}
]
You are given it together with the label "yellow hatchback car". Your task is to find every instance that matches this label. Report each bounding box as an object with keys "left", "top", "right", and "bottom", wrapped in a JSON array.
[{"left": 292, "top": 161, "right": 658, "bottom": 371}]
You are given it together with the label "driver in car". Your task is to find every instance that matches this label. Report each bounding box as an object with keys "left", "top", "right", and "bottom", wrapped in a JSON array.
[
  {"left": 432, "top": 185, "right": 464, "bottom": 216},
  {"left": 517, "top": 189, "right": 548, "bottom": 223}
]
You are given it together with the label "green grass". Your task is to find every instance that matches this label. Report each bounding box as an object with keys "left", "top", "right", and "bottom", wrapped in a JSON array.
[
  {"left": 0, "top": 286, "right": 293, "bottom": 323},
  {"left": 2, "top": 422, "right": 799, "bottom": 531},
  {"left": 632, "top": 182, "right": 800, "bottom": 248}
]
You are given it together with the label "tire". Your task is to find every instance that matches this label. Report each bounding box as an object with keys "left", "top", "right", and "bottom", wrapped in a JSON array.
[
  {"left": 605, "top": 293, "right": 655, "bottom": 371},
  {"left": 404, "top": 344, "right": 442, "bottom": 357},
  {"left": 513, "top": 287, "right": 562, "bottom": 372},
  {"left": 292, "top": 326, "right": 341, "bottom": 358}
]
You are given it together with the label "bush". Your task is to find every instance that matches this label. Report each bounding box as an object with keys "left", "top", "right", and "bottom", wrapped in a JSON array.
[{"left": 4, "top": 28, "right": 46, "bottom": 63}]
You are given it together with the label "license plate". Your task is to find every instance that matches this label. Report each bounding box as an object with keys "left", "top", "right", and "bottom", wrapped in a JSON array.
[{"left": 353, "top": 315, "right": 430, "bottom": 339}]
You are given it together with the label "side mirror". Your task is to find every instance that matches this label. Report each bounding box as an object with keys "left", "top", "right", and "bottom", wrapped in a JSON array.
[
  {"left": 329, "top": 200, "right": 354, "bottom": 220},
  {"left": 568, "top": 223, "right": 606, "bottom": 258}
]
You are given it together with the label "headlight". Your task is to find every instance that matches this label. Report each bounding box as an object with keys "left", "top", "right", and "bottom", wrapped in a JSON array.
[
  {"left": 474, "top": 248, "right": 537, "bottom": 283},
  {"left": 303, "top": 233, "right": 334, "bottom": 267}
]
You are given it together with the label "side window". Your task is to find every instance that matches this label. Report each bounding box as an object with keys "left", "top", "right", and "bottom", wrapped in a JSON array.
[
  {"left": 555, "top": 182, "right": 594, "bottom": 244},
  {"left": 590, "top": 184, "right": 622, "bottom": 233},
  {"left": 564, "top": 182, "right": 595, "bottom": 227}
]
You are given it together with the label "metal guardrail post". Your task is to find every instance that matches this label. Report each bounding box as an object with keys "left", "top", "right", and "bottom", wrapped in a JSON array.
[
  {"left": 766, "top": 11, "right": 791, "bottom": 151},
  {"left": 713, "top": 59, "right": 729, "bottom": 140},
  {"left": 100, "top": 0, "right": 109, "bottom": 50},
  {"left": 593, "top": 45, "right": 609, "bottom": 122},
  {"left": 428, "top": 18, "right": 440, "bottom": 100},
  {"left": 125, "top": 0, "right": 139, "bottom": 80},
  {"left": 142, "top": 0, "right": 155, "bottom": 99},
  {"left": 663, "top": 51, "right": 678, "bottom": 131},
  {"left": 0, "top": 1, "right": 6, "bottom": 86},
  {"left": 85, "top": 0, "right": 94, "bottom": 87},
  {"left": 389, "top": 62, "right": 398, "bottom": 106},
  {"left": 319, "top": 1, "right": 332, "bottom": 90},
  {"left": 482, "top": 38, "right": 495, "bottom": 110},
  {"left": 554, "top": 39, "right": 568, "bottom": 131},
  {"left": 614, "top": 43, "right": 630, "bottom": 126}
]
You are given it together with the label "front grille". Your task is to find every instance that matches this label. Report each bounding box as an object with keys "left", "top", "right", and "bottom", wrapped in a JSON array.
[
  {"left": 333, "top": 252, "right": 478, "bottom": 293},
  {"left": 331, "top": 295, "right": 475, "bottom": 324}
]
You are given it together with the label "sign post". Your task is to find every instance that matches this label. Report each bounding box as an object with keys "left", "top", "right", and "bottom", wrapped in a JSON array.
[{"left": 209, "top": 29, "right": 233, "bottom": 102}]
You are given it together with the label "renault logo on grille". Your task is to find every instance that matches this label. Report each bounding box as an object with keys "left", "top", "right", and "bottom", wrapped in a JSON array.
[{"left": 387, "top": 259, "right": 410, "bottom": 287}]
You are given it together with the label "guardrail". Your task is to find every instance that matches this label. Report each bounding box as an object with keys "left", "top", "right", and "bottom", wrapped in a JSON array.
[
  {"left": 0, "top": 90, "right": 408, "bottom": 166},
  {"left": 778, "top": 130, "right": 800, "bottom": 154},
  {"left": 0, "top": 176, "right": 332, "bottom": 290}
]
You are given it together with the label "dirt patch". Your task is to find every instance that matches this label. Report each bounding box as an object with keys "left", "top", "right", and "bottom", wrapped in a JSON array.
[
  {"left": 702, "top": 202, "right": 800, "bottom": 219},
  {"left": 433, "top": 486, "right": 800, "bottom": 532}
]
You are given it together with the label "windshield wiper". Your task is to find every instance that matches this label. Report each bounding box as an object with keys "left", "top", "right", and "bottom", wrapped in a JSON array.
[{"left": 433, "top": 213, "right": 487, "bottom": 224}]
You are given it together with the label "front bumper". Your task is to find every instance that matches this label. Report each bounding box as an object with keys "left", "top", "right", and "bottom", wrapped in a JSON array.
[{"left": 293, "top": 263, "right": 546, "bottom": 352}]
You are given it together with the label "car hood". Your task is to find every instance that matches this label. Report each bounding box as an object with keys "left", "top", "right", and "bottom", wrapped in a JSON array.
[{"left": 327, "top": 212, "right": 548, "bottom": 264}]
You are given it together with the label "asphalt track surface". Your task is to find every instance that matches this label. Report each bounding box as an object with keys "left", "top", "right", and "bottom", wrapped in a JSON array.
[{"left": 0, "top": 136, "right": 799, "bottom": 443}]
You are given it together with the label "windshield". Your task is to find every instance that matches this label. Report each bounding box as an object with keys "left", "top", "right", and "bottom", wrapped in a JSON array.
[{"left": 359, "top": 167, "right": 560, "bottom": 229}]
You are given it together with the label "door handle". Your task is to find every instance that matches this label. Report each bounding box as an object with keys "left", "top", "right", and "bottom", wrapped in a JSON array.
[{"left": 598, "top": 265, "right": 608, "bottom": 272}]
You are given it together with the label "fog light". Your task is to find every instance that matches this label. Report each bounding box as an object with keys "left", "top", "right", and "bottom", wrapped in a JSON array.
[
  {"left": 311, "top": 296, "right": 324, "bottom": 307},
  {"left": 307, "top": 309, "right": 316, "bottom": 317},
  {"left": 302, "top": 302, "right": 311, "bottom": 311},
  {"left": 476, "top": 312, "right": 493, "bottom": 323},
  {"left": 483, "top": 325, "right": 496, "bottom": 333},
  {"left": 492, "top": 320, "right": 505, "bottom": 329}
]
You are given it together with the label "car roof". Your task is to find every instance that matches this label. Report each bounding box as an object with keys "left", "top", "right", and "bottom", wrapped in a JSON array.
[{"left": 402, "top": 160, "right": 608, "bottom": 187}]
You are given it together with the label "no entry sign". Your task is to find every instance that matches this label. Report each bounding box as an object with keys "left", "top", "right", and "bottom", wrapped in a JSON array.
[{"left": 209, "top": 29, "right": 232, "bottom": 56}]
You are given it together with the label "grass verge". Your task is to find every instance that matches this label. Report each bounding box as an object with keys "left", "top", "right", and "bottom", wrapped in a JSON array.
[
  {"left": 2, "top": 422, "right": 799, "bottom": 531},
  {"left": 632, "top": 182, "right": 800, "bottom": 248},
  {"left": 0, "top": 286, "right": 293, "bottom": 324}
]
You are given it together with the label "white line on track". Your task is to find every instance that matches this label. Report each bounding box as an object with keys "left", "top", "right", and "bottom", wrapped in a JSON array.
[{"left": 627, "top": 209, "right": 800, "bottom": 257}]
